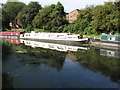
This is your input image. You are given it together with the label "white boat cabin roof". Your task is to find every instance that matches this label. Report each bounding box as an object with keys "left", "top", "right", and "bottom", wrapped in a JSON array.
[{"left": 30, "top": 31, "right": 80, "bottom": 35}]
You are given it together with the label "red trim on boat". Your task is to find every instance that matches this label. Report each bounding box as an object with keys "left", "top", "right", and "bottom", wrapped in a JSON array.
[
  {"left": 0, "top": 32, "right": 20, "bottom": 36},
  {"left": 4, "top": 39, "right": 20, "bottom": 44}
]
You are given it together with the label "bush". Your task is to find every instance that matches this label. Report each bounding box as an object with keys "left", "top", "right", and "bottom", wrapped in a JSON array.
[
  {"left": 25, "top": 24, "right": 34, "bottom": 32},
  {"left": 2, "top": 41, "right": 13, "bottom": 59}
]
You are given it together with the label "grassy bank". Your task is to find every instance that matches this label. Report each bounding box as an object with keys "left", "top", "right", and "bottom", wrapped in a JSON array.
[
  {"left": 83, "top": 34, "right": 101, "bottom": 39},
  {"left": 2, "top": 41, "right": 13, "bottom": 59}
]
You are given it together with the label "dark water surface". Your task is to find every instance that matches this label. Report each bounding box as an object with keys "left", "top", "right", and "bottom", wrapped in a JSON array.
[{"left": 2, "top": 39, "right": 120, "bottom": 88}]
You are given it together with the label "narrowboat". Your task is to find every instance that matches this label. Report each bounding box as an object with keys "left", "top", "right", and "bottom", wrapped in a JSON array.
[
  {"left": 100, "top": 33, "right": 120, "bottom": 42},
  {"left": 0, "top": 32, "right": 20, "bottom": 39},
  {"left": 20, "top": 31, "right": 88, "bottom": 42},
  {"left": 0, "top": 32, "right": 20, "bottom": 36}
]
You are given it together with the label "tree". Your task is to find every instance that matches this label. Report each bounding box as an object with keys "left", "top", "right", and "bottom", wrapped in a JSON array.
[
  {"left": 2, "top": 2, "right": 26, "bottom": 28},
  {"left": 17, "top": 2, "right": 42, "bottom": 28},
  {"left": 55, "top": 2, "right": 65, "bottom": 15},
  {"left": 63, "top": 1, "right": 119, "bottom": 34},
  {"left": 32, "top": 2, "right": 68, "bottom": 32},
  {"left": 2, "top": 10, "right": 10, "bottom": 29}
]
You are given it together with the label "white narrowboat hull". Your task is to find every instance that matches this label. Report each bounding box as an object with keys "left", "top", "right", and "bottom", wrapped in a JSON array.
[
  {"left": 20, "top": 37, "right": 88, "bottom": 42},
  {"left": 20, "top": 32, "right": 88, "bottom": 42}
]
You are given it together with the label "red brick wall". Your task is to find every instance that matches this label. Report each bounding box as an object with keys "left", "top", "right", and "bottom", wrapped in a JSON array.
[{"left": 66, "top": 9, "right": 79, "bottom": 23}]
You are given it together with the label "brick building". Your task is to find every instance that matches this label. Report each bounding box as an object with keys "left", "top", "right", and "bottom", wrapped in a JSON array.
[{"left": 66, "top": 9, "right": 79, "bottom": 23}]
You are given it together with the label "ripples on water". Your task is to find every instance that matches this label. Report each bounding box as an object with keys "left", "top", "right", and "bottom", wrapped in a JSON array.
[{"left": 2, "top": 39, "right": 120, "bottom": 88}]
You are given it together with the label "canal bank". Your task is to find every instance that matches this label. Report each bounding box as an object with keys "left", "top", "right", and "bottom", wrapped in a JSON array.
[{"left": 89, "top": 38, "right": 120, "bottom": 47}]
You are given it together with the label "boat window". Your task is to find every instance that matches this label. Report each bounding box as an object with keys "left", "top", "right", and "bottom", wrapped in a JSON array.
[
  {"left": 57, "top": 35, "right": 65, "bottom": 37},
  {"left": 68, "top": 48, "right": 72, "bottom": 50},
  {"left": 34, "top": 34, "right": 39, "bottom": 36},
  {"left": 49, "top": 45, "right": 55, "bottom": 48},
  {"left": 112, "top": 37, "right": 115, "bottom": 41},
  {"left": 49, "top": 34, "right": 55, "bottom": 37},
  {"left": 108, "top": 36, "right": 112, "bottom": 40},
  {"left": 67, "top": 33, "right": 72, "bottom": 35},
  {"left": 57, "top": 46, "right": 64, "bottom": 50}
]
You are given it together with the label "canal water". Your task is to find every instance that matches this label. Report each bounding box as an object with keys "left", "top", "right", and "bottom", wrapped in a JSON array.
[{"left": 2, "top": 39, "right": 120, "bottom": 88}]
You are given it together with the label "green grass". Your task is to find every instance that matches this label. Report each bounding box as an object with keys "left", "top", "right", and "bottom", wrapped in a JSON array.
[
  {"left": 16, "top": 46, "right": 27, "bottom": 53},
  {"left": 3, "top": 29, "right": 11, "bottom": 32},
  {"left": 82, "top": 43, "right": 120, "bottom": 47},
  {"left": 83, "top": 34, "right": 101, "bottom": 39},
  {"left": 34, "top": 28, "right": 49, "bottom": 32},
  {"left": 114, "top": 33, "right": 120, "bottom": 35}
]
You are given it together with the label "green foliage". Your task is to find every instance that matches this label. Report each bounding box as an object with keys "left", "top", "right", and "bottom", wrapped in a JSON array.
[
  {"left": 25, "top": 24, "right": 34, "bottom": 32},
  {"left": 55, "top": 2, "right": 65, "bottom": 15},
  {"left": 17, "top": 2, "right": 42, "bottom": 28},
  {"left": 34, "top": 28, "right": 49, "bottom": 32},
  {"left": 2, "top": 40, "right": 13, "bottom": 59},
  {"left": 2, "top": 10, "right": 10, "bottom": 29},
  {"left": 2, "top": 1, "right": 119, "bottom": 34},
  {"left": 32, "top": 2, "right": 68, "bottom": 32},
  {"left": 2, "top": 2, "right": 26, "bottom": 28},
  {"left": 63, "top": 1, "right": 119, "bottom": 35},
  {"left": 83, "top": 34, "right": 101, "bottom": 39},
  {"left": 72, "top": 48, "right": 120, "bottom": 82}
]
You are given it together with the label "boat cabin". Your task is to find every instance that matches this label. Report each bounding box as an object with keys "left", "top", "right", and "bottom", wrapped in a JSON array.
[{"left": 100, "top": 33, "right": 120, "bottom": 42}]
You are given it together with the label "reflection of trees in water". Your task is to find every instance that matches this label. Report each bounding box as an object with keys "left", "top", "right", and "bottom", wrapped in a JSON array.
[
  {"left": 72, "top": 48, "right": 120, "bottom": 82},
  {"left": 17, "top": 45, "right": 67, "bottom": 71},
  {"left": 2, "top": 40, "right": 21, "bottom": 60},
  {"left": 2, "top": 41, "right": 13, "bottom": 60},
  {"left": 8, "top": 43, "right": 120, "bottom": 82}
]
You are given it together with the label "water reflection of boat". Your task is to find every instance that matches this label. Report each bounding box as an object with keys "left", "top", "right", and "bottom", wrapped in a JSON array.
[
  {"left": 0, "top": 32, "right": 20, "bottom": 39},
  {"left": 100, "top": 49, "right": 120, "bottom": 59},
  {"left": 20, "top": 39, "right": 88, "bottom": 52},
  {"left": 3, "top": 39, "right": 20, "bottom": 44}
]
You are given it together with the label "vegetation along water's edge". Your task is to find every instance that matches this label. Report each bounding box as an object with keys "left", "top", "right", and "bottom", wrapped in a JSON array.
[{"left": 2, "top": 1, "right": 120, "bottom": 34}]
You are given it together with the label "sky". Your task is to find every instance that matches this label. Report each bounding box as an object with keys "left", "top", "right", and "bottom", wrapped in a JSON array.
[{"left": 0, "top": 0, "right": 115, "bottom": 13}]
